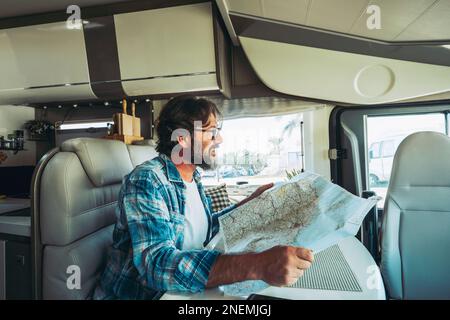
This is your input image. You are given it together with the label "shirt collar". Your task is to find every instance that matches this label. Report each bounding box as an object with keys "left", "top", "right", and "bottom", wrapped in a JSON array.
[{"left": 159, "top": 153, "right": 201, "bottom": 184}]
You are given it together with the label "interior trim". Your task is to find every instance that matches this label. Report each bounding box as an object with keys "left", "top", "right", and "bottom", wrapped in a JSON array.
[
  {"left": 83, "top": 16, "right": 125, "bottom": 100},
  {"left": 121, "top": 71, "right": 217, "bottom": 82},
  {"left": 230, "top": 13, "right": 450, "bottom": 67},
  {"left": 4, "top": 73, "right": 217, "bottom": 98},
  {"left": 0, "top": 0, "right": 209, "bottom": 30},
  {"left": 31, "top": 147, "right": 60, "bottom": 300}
]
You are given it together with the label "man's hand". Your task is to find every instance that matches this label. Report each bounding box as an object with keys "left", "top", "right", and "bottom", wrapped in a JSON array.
[
  {"left": 256, "top": 246, "right": 314, "bottom": 286},
  {"left": 237, "top": 183, "right": 274, "bottom": 207},
  {"left": 206, "top": 245, "right": 313, "bottom": 288}
]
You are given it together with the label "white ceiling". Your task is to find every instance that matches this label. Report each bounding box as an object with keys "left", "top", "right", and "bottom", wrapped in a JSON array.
[{"left": 226, "top": 0, "right": 450, "bottom": 42}]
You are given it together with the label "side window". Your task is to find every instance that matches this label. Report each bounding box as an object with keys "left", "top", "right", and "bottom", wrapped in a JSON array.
[
  {"left": 201, "top": 113, "right": 304, "bottom": 189},
  {"left": 381, "top": 140, "right": 395, "bottom": 158},
  {"left": 369, "top": 142, "right": 380, "bottom": 159},
  {"left": 367, "top": 113, "right": 446, "bottom": 208}
]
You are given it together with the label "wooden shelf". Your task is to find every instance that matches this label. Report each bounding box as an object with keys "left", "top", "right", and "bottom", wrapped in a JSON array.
[{"left": 103, "top": 134, "right": 144, "bottom": 145}]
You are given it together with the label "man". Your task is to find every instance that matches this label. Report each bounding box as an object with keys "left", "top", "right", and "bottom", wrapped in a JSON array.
[{"left": 93, "top": 95, "right": 313, "bottom": 299}]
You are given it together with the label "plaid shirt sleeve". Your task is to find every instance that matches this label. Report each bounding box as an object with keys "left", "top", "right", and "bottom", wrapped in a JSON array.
[
  {"left": 122, "top": 174, "right": 222, "bottom": 293},
  {"left": 210, "top": 202, "right": 237, "bottom": 238}
]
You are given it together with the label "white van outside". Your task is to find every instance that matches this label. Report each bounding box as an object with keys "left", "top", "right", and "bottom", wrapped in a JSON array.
[{"left": 368, "top": 135, "right": 406, "bottom": 186}]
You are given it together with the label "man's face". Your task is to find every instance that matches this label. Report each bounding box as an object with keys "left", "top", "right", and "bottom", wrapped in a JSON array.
[{"left": 192, "top": 114, "right": 223, "bottom": 170}]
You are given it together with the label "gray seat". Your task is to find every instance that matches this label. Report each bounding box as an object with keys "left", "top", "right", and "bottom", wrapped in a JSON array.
[
  {"left": 31, "top": 138, "right": 158, "bottom": 299},
  {"left": 380, "top": 131, "right": 450, "bottom": 299},
  {"left": 127, "top": 143, "right": 158, "bottom": 168}
]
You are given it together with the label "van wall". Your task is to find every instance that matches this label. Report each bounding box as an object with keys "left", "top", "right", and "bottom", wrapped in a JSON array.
[
  {"left": 0, "top": 105, "right": 36, "bottom": 166},
  {"left": 304, "top": 106, "right": 333, "bottom": 180}
]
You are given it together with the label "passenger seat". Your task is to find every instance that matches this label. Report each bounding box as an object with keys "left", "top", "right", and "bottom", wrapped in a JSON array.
[
  {"left": 31, "top": 138, "right": 158, "bottom": 299},
  {"left": 381, "top": 131, "right": 450, "bottom": 299}
]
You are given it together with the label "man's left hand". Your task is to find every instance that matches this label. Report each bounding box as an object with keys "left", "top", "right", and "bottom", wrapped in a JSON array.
[{"left": 237, "top": 183, "right": 274, "bottom": 207}]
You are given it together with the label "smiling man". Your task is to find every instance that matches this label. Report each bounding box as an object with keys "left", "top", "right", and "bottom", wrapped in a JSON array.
[{"left": 93, "top": 95, "right": 313, "bottom": 299}]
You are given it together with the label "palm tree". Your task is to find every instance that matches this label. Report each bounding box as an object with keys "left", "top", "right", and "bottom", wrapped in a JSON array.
[
  {"left": 282, "top": 114, "right": 303, "bottom": 138},
  {"left": 268, "top": 137, "right": 283, "bottom": 155}
]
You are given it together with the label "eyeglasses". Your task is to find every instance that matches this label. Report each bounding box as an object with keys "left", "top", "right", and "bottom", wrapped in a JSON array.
[{"left": 195, "top": 124, "right": 222, "bottom": 140}]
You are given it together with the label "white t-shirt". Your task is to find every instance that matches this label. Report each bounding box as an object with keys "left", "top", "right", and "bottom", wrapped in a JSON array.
[{"left": 182, "top": 180, "right": 209, "bottom": 250}]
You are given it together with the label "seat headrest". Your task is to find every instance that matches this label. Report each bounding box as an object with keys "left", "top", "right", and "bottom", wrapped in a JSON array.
[
  {"left": 61, "top": 138, "right": 133, "bottom": 187},
  {"left": 390, "top": 131, "right": 450, "bottom": 187},
  {"left": 127, "top": 144, "right": 158, "bottom": 167},
  {"left": 387, "top": 131, "right": 450, "bottom": 212}
]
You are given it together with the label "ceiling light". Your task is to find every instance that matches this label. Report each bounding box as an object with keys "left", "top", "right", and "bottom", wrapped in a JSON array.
[{"left": 59, "top": 121, "right": 113, "bottom": 130}]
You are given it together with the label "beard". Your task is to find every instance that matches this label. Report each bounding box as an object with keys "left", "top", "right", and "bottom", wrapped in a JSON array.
[{"left": 191, "top": 144, "right": 218, "bottom": 171}]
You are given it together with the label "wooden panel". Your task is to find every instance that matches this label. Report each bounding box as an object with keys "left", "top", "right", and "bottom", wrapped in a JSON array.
[{"left": 103, "top": 134, "right": 143, "bottom": 145}]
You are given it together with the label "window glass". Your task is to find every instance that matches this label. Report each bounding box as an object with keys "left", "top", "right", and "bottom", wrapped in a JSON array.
[
  {"left": 367, "top": 113, "right": 446, "bottom": 208},
  {"left": 369, "top": 142, "right": 380, "bottom": 159},
  {"left": 201, "top": 113, "right": 304, "bottom": 186},
  {"left": 381, "top": 140, "right": 395, "bottom": 157}
]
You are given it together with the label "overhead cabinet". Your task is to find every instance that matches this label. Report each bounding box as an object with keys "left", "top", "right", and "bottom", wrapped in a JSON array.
[
  {"left": 114, "top": 2, "right": 222, "bottom": 97},
  {"left": 0, "top": 3, "right": 229, "bottom": 104},
  {"left": 0, "top": 22, "right": 95, "bottom": 104}
]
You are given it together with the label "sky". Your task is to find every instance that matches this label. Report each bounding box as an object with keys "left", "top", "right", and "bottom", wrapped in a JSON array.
[
  {"left": 366, "top": 113, "right": 447, "bottom": 146},
  {"left": 218, "top": 113, "right": 303, "bottom": 157}
]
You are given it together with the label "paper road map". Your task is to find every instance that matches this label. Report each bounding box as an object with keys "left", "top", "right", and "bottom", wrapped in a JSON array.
[{"left": 205, "top": 172, "right": 377, "bottom": 296}]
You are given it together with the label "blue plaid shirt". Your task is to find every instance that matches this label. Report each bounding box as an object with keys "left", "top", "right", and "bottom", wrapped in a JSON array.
[{"left": 93, "top": 154, "right": 236, "bottom": 300}]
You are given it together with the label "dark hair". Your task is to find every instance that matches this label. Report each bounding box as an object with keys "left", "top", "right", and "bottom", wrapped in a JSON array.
[{"left": 155, "top": 95, "right": 221, "bottom": 157}]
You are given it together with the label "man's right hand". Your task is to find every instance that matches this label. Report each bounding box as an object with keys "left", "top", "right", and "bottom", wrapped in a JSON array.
[
  {"left": 255, "top": 246, "right": 314, "bottom": 287},
  {"left": 206, "top": 245, "right": 314, "bottom": 289}
]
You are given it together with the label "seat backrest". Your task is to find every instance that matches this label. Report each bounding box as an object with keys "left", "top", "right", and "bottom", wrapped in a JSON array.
[
  {"left": 33, "top": 138, "right": 158, "bottom": 299},
  {"left": 127, "top": 143, "right": 158, "bottom": 168},
  {"left": 381, "top": 131, "right": 450, "bottom": 299}
]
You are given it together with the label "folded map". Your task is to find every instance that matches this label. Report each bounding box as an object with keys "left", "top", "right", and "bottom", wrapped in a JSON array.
[{"left": 206, "top": 172, "right": 377, "bottom": 296}]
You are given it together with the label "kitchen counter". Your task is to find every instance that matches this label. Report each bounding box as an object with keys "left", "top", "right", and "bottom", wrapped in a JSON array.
[
  {"left": 0, "top": 198, "right": 30, "bottom": 215},
  {"left": 0, "top": 216, "right": 31, "bottom": 237},
  {"left": 0, "top": 198, "right": 31, "bottom": 237}
]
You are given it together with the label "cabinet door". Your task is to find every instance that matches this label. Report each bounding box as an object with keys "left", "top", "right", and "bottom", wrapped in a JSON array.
[
  {"left": 5, "top": 240, "right": 31, "bottom": 299},
  {"left": 114, "top": 3, "right": 218, "bottom": 96}
]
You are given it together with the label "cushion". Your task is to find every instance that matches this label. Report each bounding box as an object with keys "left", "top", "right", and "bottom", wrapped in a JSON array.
[{"left": 204, "top": 183, "right": 231, "bottom": 213}]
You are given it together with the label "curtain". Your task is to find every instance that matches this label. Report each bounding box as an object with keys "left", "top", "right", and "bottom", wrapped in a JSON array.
[{"left": 207, "top": 96, "right": 328, "bottom": 120}]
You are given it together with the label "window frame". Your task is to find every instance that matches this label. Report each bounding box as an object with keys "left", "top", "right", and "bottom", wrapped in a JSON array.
[{"left": 329, "top": 101, "right": 450, "bottom": 197}]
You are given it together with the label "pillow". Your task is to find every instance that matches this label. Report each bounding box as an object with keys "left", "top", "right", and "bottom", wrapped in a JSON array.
[{"left": 204, "top": 183, "right": 232, "bottom": 213}]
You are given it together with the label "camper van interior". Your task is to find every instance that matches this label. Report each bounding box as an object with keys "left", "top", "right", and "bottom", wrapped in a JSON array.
[{"left": 0, "top": 0, "right": 449, "bottom": 302}]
